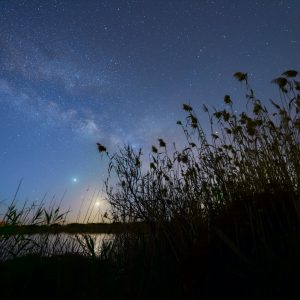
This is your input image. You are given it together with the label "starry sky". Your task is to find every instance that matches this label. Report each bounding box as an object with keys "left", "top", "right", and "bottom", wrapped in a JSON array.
[{"left": 0, "top": 0, "right": 299, "bottom": 221}]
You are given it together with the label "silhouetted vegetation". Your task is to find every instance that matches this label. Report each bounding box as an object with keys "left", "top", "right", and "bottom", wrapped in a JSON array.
[
  {"left": 100, "top": 69, "right": 300, "bottom": 299},
  {"left": 1, "top": 70, "right": 300, "bottom": 299}
]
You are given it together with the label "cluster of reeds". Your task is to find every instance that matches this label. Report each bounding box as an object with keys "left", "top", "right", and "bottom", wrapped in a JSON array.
[
  {"left": 103, "top": 70, "right": 300, "bottom": 271},
  {"left": 0, "top": 189, "right": 114, "bottom": 260}
]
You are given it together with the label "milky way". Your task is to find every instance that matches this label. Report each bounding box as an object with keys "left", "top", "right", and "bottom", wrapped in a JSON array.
[{"left": 0, "top": 0, "right": 299, "bottom": 220}]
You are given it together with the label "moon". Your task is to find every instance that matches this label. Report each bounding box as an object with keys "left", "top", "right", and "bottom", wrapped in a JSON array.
[{"left": 72, "top": 177, "right": 78, "bottom": 183}]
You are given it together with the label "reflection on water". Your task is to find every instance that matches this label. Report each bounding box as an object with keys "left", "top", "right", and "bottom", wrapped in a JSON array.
[{"left": 0, "top": 233, "right": 114, "bottom": 261}]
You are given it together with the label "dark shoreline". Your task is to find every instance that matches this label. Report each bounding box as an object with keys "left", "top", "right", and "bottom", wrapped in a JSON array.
[{"left": 0, "top": 222, "right": 147, "bottom": 235}]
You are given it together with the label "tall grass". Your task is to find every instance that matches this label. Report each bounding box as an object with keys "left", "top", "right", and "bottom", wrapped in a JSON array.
[
  {"left": 0, "top": 188, "right": 115, "bottom": 260},
  {"left": 101, "top": 70, "right": 300, "bottom": 297}
]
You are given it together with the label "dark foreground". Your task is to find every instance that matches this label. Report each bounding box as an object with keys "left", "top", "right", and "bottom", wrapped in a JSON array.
[
  {"left": 1, "top": 191, "right": 300, "bottom": 299},
  {"left": 1, "top": 193, "right": 300, "bottom": 299},
  {"left": 0, "top": 193, "right": 299, "bottom": 300},
  {"left": 1, "top": 250, "right": 300, "bottom": 300}
]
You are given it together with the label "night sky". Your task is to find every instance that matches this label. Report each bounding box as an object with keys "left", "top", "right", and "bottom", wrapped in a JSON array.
[{"left": 0, "top": 0, "right": 299, "bottom": 221}]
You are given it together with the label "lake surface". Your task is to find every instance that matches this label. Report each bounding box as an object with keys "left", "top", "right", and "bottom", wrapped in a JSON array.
[{"left": 0, "top": 233, "right": 114, "bottom": 260}]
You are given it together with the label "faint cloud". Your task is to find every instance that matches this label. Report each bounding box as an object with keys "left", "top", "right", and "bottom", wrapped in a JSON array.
[
  {"left": 77, "top": 119, "right": 101, "bottom": 137},
  {"left": 0, "top": 35, "right": 112, "bottom": 96},
  {"left": 0, "top": 35, "right": 131, "bottom": 150},
  {"left": 0, "top": 78, "right": 102, "bottom": 139}
]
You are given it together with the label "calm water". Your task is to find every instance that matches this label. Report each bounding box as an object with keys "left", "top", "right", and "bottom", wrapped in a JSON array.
[{"left": 0, "top": 233, "right": 114, "bottom": 260}]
